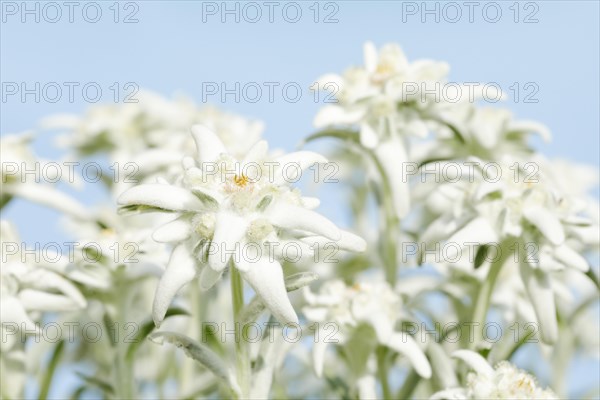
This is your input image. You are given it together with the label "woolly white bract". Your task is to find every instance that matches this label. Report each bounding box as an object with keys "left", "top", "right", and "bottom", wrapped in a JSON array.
[{"left": 1, "top": 43, "right": 598, "bottom": 400}]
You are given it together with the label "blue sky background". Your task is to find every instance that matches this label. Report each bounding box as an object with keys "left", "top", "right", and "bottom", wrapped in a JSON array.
[{"left": 2, "top": 0, "right": 599, "bottom": 397}]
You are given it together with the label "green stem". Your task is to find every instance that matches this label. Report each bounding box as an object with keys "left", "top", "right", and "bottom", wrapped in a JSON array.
[
  {"left": 396, "top": 368, "right": 420, "bottom": 400},
  {"left": 115, "top": 277, "right": 134, "bottom": 399},
  {"left": 38, "top": 340, "right": 65, "bottom": 400},
  {"left": 376, "top": 347, "right": 391, "bottom": 399},
  {"left": 369, "top": 151, "right": 400, "bottom": 286},
  {"left": 469, "top": 242, "right": 511, "bottom": 350},
  {"left": 231, "top": 267, "right": 250, "bottom": 398}
]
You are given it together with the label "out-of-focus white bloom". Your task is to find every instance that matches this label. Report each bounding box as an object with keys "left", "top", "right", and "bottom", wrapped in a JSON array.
[
  {"left": 431, "top": 350, "right": 558, "bottom": 399},
  {"left": 44, "top": 90, "right": 199, "bottom": 156},
  {"left": 421, "top": 155, "right": 593, "bottom": 270},
  {"left": 1, "top": 132, "right": 88, "bottom": 219},
  {"left": 58, "top": 208, "right": 168, "bottom": 291},
  {"left": 118, "top": 125, "right": 366, "bottom": 327},
  {"left": 312, "top": 42, "right": 451, "bottom": 218},
  {"left": 414, "top": 104, "right": 551, "bottom": 163},
  {"left": 196, "top": 106, "right": 264, "bottom": 160},
  {"left": 314, "top": 42, "right": 450, "bottom": 149},
  {"left": 44, "top": 92, "right": 265, "bottom": 189},
  {"left": 302, "top": 279, "right": 431, "bottom": 380},
  {"left": 418, "top": 155, "right": 596, "bottom": 343},
  {"left": 0, "top": 220, "right": 87, "bottom": 333}
]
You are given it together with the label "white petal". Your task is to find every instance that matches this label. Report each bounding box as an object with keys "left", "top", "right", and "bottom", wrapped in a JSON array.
[
  {"left": 153, "top": 244, "right": 198, "bottom": 327},
  {"left": 357, "top": 374, "right": 378, "bottom": 400},
  {"left": 430, "top": 388, "right": 468, "bottom": 400},
  {"left": 265, "top": 201, "right": 341, "bottom": 241},
  {"left": 8, "top": 184, "right": 88, "bottom": 220},
  {"left": 18, "top": 290, "right": 81, "bottom": 312},
  {"left": 191, "top": 124, "right": 226, "bottom": 163},
  {"left": 360, "top": 122, "right": 379, "bottom": 149},
  {"left": 118, "top": 183, "right": 204, "bottom": 212},
  {"left": 152, "top": 216, "right": 192, "bottom": 243},
  {"left": 25, "top": 270, "right": 86, "bottom": 308},
  {"left": 553, "top": 244, "right": 589, "bottom": 272},
  {"left": 386, "top": 332, "right": 432, "bottom": 378},
  {"left": 313, "top": 105, "right": 365, "bottom": 128},
  {"left": 445, "top": 217, "right": 498, "bottom": 261},
  {"left": 509, "top": 120, "right": 552, "bottom": 142},
  {"left": 132, "top": 149, "right": 183, "bottom": 174},
  {"left": 523, "top": 206, "right": 565, "bottom": 245},
  {"left": 208, "top": 211, "right": 249, "bottom": 272},
  {"left": 363, "top": 41, "right": 378, "bottom": 73},
  {"left": 271, "top": 151, "right": 328, "bottom": 185},
  {"left": 302, "top": 230, "right": 367, "bottom": 253},
  {"left": 199, "top": 266, "right": 223, "bottom": 291},
  {"left": 0, "top": 297, "right": 39, "bottom": 334},
  {"left": 242, "top": 140, "right": 268, "bottom": 165},
  {"left": 452, "top": 350, "right": 493, "bottom": 378},
  {"left": 238, "top": 258, "right": 298, "bottom": 325},
  {"left": 337, "top": 230, "right": 367, "bottom": 252},
  {"left": 301, "top": 197, "right": 321, "bottom": 209},
  {"left": 519, "top": 262, "right": 558, "bottom": 344}
]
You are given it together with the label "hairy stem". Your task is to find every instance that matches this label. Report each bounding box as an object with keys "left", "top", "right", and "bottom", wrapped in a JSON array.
[
  {"left": 231, "top": 267, "right": 250, "bottom": 397},
  {"left": 469, "top": 241, "right": 511, "bottom": 350},
  {"left": 376, "top": 347, "right": 391, "bottom": 399},
  {"left": 115, "top": 277, "right": 134, "bottom": 399}
]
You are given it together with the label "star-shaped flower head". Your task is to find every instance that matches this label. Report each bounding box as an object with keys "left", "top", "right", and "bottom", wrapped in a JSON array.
[
  {"left": 314, "top": 41, "right": 450, "bottom": 149},
  {"left": 303, "top": 279, "right": 431, "bottom": 379},
  {"left": 431, "top": 350, "right": 558, "bottom": 399},
  {"left": 0, "top": 221, "right": 87, "bottom": 335},
  {"left": 1, "top": 132, "right": 87, "bottom": 219},
  {"left": 118, "top": 125, "right": 366, "bottom": 327}
]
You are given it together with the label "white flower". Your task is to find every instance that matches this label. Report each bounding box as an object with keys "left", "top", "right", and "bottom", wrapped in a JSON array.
[
  {"left": 118, "top": 125, "right": 366, "bottom": 326},
  {"left": 312, "top": 42, "right": 450, "bottom": 218},
  {"left": 418, "top": 156, "right": 596, "bottom": 343},
  {"left": 1, "top": 132, "right": 88, "bottom": 219},
  {"left": 314, "top": 42, "right": 450, "bottom": 149},
  {"left": 59, "top": 208, "right": 168, "bottom": 291},
  {"left": 415, "top": 104, "right": 551, "bottom": 163},
  {"left": 302, "top": 279, "right": 431, "bottom": 380},
  {"left": 431, "top": 350, "right": 557, "bottom": 399},
  {"left": 44, "top": 90, "right": 199, "bottom": 156},
  {"left": 44, "top": 92, "right": 265, "bottom": 188},
  {"left": 0, "top": 221, "right": 87, "bottom": 334},
  {"left": 196, "top": 106, "right": 264, "bottom": 160}
]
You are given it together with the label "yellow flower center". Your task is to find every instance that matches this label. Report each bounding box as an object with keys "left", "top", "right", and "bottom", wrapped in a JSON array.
[{"left": 233, "top": 174, "right": 249, "bottom": 188}]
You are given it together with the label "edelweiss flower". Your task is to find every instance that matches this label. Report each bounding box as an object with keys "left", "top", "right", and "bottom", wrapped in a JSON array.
[
  {"left": 312, "top": 42, "right": 451, "bottom": 218},
  {"left": 415, "top": 104, "right": 551, "bottom": 163},
  {"left": 44, "top": 90, "right": 199, "bottom": 157},
  {"left": 418, "top": 155, "right": 596, "bottom": 343},
  {"left": 431, "top": 350, "right": 557, "bottom": 399},
  {"left": 1, "top": 132, "right": 87, "bottom": 219},
  {"left": 58, "top": 208, "right": 168, "bottom": 291},
  {"left": 118, "top": 125, "right": 366, "bottom": 326},
  {"left": 302, "top": 279, "right": 432, "bottom": 381},
  {"left": 314, "top": 41, "right": 450, "bottom": 149},
  {"left": 0, "top": 221, "right": 87, "bottom": 334}
]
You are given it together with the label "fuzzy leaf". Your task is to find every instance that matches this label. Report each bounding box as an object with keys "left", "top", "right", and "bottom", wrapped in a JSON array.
[
  {"left": 148, "top": 331, "right": 240, "bottom": 395},
  {"left": 126, "top": 307, "right": 189, "bottom": 361}
]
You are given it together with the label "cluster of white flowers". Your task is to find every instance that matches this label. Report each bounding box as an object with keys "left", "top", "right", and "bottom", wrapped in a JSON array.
[
  {"left": 431, "top": 350, "right": 558, "bottom": 399},
  {"left": 1, "top": 45, "right": 598, "bottom": 400}
]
